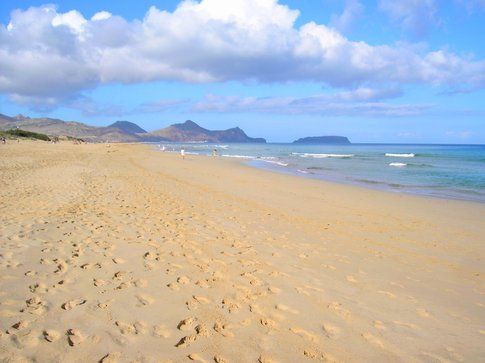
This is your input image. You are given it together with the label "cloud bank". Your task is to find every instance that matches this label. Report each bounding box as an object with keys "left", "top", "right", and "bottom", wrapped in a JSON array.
[
  {"left": 1, "top": 0, "right": 484, "bottom": 109},
  {"left": 191, "top": 88, "right": 430, "bottom": 117}
]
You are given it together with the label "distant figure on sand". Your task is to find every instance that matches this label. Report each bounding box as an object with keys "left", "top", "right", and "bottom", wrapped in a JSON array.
[
  {"left": 181, "top": 149, "right": 185, "bottom": 159},
  {"left": 1, "top": 137, "right": 6, "bottom": 144},
  {"left": 212, "top": 148, "right": 218, "bottom": 157}
]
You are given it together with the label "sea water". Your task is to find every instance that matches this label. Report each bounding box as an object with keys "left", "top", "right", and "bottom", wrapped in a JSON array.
[{"left": 155, "top": 143, "right": 485, "bottom": 203}]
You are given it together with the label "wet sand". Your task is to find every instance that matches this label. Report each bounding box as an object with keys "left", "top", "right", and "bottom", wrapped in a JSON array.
[{"left": 0, "top": 141, "right": 484, "bottom": 362}]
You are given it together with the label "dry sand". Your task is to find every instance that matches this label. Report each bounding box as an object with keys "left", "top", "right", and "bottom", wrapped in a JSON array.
[{"left": 0, "top": 141, "right": 484, "bottom": 363}]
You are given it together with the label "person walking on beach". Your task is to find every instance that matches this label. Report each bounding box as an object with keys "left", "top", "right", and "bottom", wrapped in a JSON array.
[
  {"left": 212, "top": 148, "right": 218, "bottom": 157},
  {"left": 181, "top": 149, "right": 185, "bottom": 159}
]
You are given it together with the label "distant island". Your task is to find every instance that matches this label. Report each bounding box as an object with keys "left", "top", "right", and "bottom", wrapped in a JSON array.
[
  {"left": 0, "top": 113, "right": 265, "bottom": 143},
  {"left": 293, "top": 136, "right": 351, "bottom": 144}
]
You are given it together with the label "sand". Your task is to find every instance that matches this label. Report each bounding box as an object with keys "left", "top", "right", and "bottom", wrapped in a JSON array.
[{"left": 0, "top": 141, "right": 484, "bottom": 363}]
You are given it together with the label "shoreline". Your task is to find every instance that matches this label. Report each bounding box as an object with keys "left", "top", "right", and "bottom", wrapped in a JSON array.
[
  {"left": 153, "top": 144, "right": 485, "bottom": 205},
  {"left": 150, "top": 142, "right": 485, "bottom": 204},
  {"left": 248, "top": 158, "right": 485, "bottom": 204},
  {"left": 1, "top": 141, "right": 484, "bottom": 362}
]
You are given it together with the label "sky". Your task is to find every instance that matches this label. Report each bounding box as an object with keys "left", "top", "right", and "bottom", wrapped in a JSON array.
[{"left": 0, "top": 0, "right": 484, "bottom": 143}]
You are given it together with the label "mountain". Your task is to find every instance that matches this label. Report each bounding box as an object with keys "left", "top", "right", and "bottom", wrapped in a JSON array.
[
  {"left": 0, "top": 114, "right": 144, "bottom": 142},
  {"left": 293, "top": 136, "right": 351, "bottom": 144},
  {"left": 148, "top": 120, "right": 266, "bottom": 143},
  {"left": 109, "top": 121, "right": 147, "bottom": 134},
  {"left": 0, "top": 114, "right": 266, "bottom": 143},
  {"left": 0, "top": 113, "right": 16, "bottom": 124}
]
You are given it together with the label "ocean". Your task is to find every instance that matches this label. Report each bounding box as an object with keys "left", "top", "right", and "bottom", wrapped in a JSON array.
[{"left": 155, "top": 143, "right": 485, "bottom": 203}]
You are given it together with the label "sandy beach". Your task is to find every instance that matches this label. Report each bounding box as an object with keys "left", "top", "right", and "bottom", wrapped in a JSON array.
[{"left": 0, "top": 141, "right": 484, "bottom": 363}]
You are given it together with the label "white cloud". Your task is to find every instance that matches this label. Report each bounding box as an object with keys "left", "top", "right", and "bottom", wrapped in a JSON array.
[
  {"left": 330, "top": 0, "right": 364, "bottom": 33},
  {"left": 379, "top": 0, "right": 438, "bottom": 38},
  {"left": 0, "top": 0, "right": 484, "bottom": 110},
  {"left": 191, "top": 90, "right": 429, "bottom": 117},
  {"left": 52, "top": 10, "right": 87, "bottom": 33},
  {"left": 91, "top": 11, "right": 112, "bottom": 21},
  {"left": 67, "top": 97, "right": 187, "bottom": 117}
]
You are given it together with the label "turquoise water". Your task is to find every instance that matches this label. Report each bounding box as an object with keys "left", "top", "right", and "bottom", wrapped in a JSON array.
[{"left": 155, "top": 143, "right": 485, "bottom": 203}]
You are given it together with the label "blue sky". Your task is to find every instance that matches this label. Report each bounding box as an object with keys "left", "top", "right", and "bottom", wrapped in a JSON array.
[{"left": 0, "top": 0, "right": 484, "bottom": 143}]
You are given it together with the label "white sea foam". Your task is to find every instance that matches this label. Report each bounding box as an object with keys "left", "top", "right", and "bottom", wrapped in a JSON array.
[
  {"left": 261, "top": 159, "right": 289, "bottom": 167},
  {"left": 214, "top": 145, "right": 229, "bottom": 149},
  {"left": 292, "top": 152, "right": 354, "bottom": 158},
  {"left": 389, "top": 162, "right": 407, "bottom": 167},
  {"left": 222, "top": 154, "right": 254, "bottom": 159},
  {"left": 297, "top": 169, "right": 309, "bottom": 174},
  {"left": 385, "top": 153, "right": 415, "bottom": 158}
]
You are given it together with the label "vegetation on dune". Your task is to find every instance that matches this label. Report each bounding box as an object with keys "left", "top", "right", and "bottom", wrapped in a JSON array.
[
  {"left": 65, "top": 135, "right": 85, "bottom": 142},
  {"left": 0, "top": 128, "right": 51, "bottom": 141}
]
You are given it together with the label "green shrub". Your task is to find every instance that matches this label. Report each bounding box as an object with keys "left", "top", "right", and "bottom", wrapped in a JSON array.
[{"left": 2, "top": 129, "right": 51, "bottom": 141}]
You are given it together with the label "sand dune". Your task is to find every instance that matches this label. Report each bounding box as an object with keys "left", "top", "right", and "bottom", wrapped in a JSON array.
[{"left": 0, "top": 141, "right": 484, "bottom": 362}]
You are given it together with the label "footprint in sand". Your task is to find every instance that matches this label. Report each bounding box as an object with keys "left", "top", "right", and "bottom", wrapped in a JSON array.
[
  {"left": 260, "top": 318, "right": 278, "bottom": 329},
  {"left": 178, "top": 317, "right": 196, "bottom": 331},
  {"left": 177, "top": 276, "right": 191, "bottom": 285},
  {"left": 133, "top": 321, "right": 149, "bottom": 334},
  {"left": 222, "top": 297, "right": 240, "bottom": 313},
  {"left": 23, "top": 296, "right": 46, "bottom": 315},
  {"left": 115, "top": 321, "right": 136, "bottom": 335},
  {"left": 67, "top": 328, "right": 85, "bottom": 346},
  {"left": 93, "top": 278, "right": 106, "bottom": 287},
  {"left": 267, "top": 286, "right": 281, "bottom": 294},
  {"left": 135, "top": 294, "right": 154, "bottom": 306},
  {"left": 100, "top": 352, "right": 122, "bottom": 363},
  {"left": 322, "top": 323, "right": 341, "bottom": 339},
  {"left": 7, "top": 320, "right": 30, "bottom": 334},
  {"left": 62, "top": 299, "right": 87, "bottom": 310},
  {"left": 188, "top": 353, "right": 208, "bottom": 362},
  {"left": 214, "top": 355, "right": 228, "bottom": 363},
  {"left": 290, "top": 327, "right": 318, "bottom": 342},
  {"left": 29, "top": 283, "right": 49, "bottom": 294},
  {"left": 54, "top": 261, "right": 67, "bottom": 274},
  {"left": 9, "top": 329, "right": 38, "bottom": 349},
  {"left": 133, "top": 279, "right": 148, "bottom": 288},
  {"left": 167, "top": 282, "right": 180, "bottom": 291},
  {"left": 195, "top": 324, "right": 211, "bottom": 337},
  {"left": 186, "top": 295, "right": 211, "bottom": 310},
  {"left": 327, "top": 302, "right": 351, "bottom": 321},
  {"left": 213, "top": 321, "right": 234, "bottom": 337},
  {"left": 175, "top": 334, "right": 198, "bottom": 348},
  {"left": 143, "top": 251, "right": 159, "bottom": 261},
  {"left": 113, "top": 271, "right": 127, "bottom": 280},
  {"left": 275, "top": 304, "right": 299, "bottom": 314},
  {"left": 43, "top": 329, "right": 60, "bottom": 342},
  {"left": 153, "top": 324, "right": 172, "bottom": 338},
  {"left": 258, "top": 354, "right": 277, "bottom": 363},
  {"left": 361, "top": 332, "right": 385, "bottom": 348}
]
